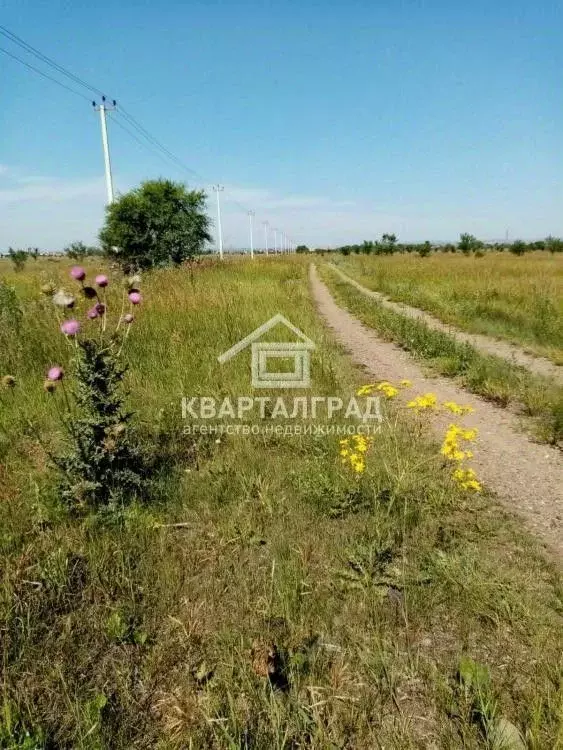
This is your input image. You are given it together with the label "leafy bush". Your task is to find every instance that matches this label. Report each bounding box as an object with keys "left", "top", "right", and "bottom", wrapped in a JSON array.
[
  {"left": 458, "top": 233, "right": 482, "bottom": 255},
  {"left": 509, "top": 240, "right": 527, "bottom": 256},
  {"left": 7, "top": 248, "right": 28, "bottom": 271},
  {"left": 418, "top": 240, "right": 432, "bottom": 257},
  {"left": 545, "top": 236, "right": 563, "bottom": 253},
  {"left": 99, "top": 179, "right": 212, "bottom": 271},
  {"left": 64, "top": 241, "right": 101, "bottom": 260},
  {"left": 381, "top": 233, "right": 397, "bottom": 254}
]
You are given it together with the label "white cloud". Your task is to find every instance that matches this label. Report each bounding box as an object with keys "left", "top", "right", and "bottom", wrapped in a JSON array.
[
  {"left": 0, "top": 176, "right": 104, "bottom": 205},
  {"left": 224, "top": 185, "right": 355, "bottom": 212},
  {"left": 1, "top": 171, "right": 559, "bottom": 252},
  {"left": 0, "top": 173, "right": 107, "bottom": 251}
]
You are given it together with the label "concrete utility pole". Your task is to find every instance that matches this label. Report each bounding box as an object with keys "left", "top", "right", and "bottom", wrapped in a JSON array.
[
  {"left": 262, "top": 221, "right": 269, "bottom": 254},
  {"left": 273, "top": 228, "right": 278, "bottom": 254},
  {"left": 92, "top": 97, "right": 116, "bottom": 204},
  {"left": 213, "top": 185, "right": 224, "bottom": 259},
  {"left": 248, "top": 210, "right": 255, "bottom": 259}
]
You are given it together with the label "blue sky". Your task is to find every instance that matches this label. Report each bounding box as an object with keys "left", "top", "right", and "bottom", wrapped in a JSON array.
[{"left": 1, "top": 0, "right": 562, "bottom": 250}]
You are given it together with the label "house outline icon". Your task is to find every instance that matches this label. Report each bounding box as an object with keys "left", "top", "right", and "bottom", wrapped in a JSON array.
[{"left": 218, "top": 314, "right": 316, "bottom": 389}]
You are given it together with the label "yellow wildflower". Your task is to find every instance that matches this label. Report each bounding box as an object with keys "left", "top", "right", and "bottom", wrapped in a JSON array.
[
  {"left": 339, "top": 434, "right": 372, "bottom": 473},
  {"left": 353, "top": 435, "right": 370, "bottom": 453},
  {"left": 452, "top": 467, "right": 482, "bottom": 492},
  {"left": 349, "top": 453, "right": 365, "bottom": 473},
  {"left": 407, "top": 393, "right": 437, "bottom": 411},
  {"left": 376, "top": 382, "right": 399, "bottom": 399},
  {"left": 440, "top": 424, "right": 476, "bottom": 462},
  {"left": 400, "top": 379, "right": 412, "bottom": 388},
  {"left": 443, "top": 401, "right": 475, "bottom": 416}
]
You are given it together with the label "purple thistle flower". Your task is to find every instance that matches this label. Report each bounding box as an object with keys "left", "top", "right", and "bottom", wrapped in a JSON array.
[
  {"left": 128, "top": 291, "right": 142, "bottom": 305},
  {"left": 95, "top": 274, "right": 109, "bottom": 287},
  {"left": 61, "top": 319, "right": 81, "bottom": 336},
  {"left": 70, "top": 266, "right": 86, "bottom": 281},
  {"left": 87, "top": 307, "right": 99, "bottom": 319},
  {"left": 122, "top": 313, "right": 134, "bottom": 324},
  {"left": 47, "top": 366, "right": 64, "bottom": 382},
  {"left": 95, "top": 302, "right": 106, "bottom": 315}
]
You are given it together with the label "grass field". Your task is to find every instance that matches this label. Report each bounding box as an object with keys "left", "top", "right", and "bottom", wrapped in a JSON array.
[
  {"left": 332, "top": 252, "right": 563, "bottom": 365},
  {"left": 319, "top": 264, "right": 563, "bottom": 445},
  {"left": 0, "top": 257, "right": 562, "bottom": 748}
]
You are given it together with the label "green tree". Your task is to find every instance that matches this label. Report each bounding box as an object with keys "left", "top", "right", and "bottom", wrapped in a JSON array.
[
  {"left": 99, "top": 179, "right": 212, "bottom": 271},
  {"left": 458, "top": 233, "right": 482, "bottom": 255},
  {"left": 7, "top": 248, "right": 28, "bottom": 271},
  {"left": 295, "top": 244, "right": 310, "bottom": 254},
  {"left": 64, "top": 241, "right": 101, "bottom": 260},
  {"left": 381, "top": 233, "right": 397, "bottom": 254},
  {"left": 509, "top": 240, "right": 527, "bottom": 256},
  {"left": 418, "top": 241, "right": 432, "bottom": 258},
  {"left": 545, "top": 236, "right": 563, "bottom": 254}
]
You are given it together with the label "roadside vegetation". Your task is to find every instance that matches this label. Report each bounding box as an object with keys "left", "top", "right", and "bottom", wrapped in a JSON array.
[
  {"left": 319, "top": 264, "right": 563, "bottom": 445},
  {"left": 330, "top": 251, "right": 563, "bottom": 365},
  {"left": 0, "top": 255, "right": 562, "bottom": 747}
]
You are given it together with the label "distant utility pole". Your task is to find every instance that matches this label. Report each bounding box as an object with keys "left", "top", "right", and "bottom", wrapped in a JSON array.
[
  {"left": 213, "top": 185, "right": 224, "bottom": 259},
  {"left": 92, "top": 96, "right": 116, "bottom": 204},
  {"left": 248, "top": 210, "right": 255, "bottom": 259},
  {"left": 262, "top": 221, "right": 269, "bottom": 254},
  {"left": 273, "top": 228, "right": 278, "bottom": 254}
]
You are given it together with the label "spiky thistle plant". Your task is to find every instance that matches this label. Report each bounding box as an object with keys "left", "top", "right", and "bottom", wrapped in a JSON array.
[{"left": 43, "top": 266, "right": 150, "bottom": 512}]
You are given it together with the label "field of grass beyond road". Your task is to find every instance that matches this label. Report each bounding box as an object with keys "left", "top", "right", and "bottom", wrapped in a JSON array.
[
  {"left": 332, "top": 251, "right": 563, "bottom": 364},
  {"left": 0, "top": 256, "right": 562, "bottom": 748},
  {"left": 319, "top": 264, "right": 563, "bottom": 444}
]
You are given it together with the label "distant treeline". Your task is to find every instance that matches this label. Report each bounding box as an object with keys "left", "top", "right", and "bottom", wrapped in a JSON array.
[
  {"left": 3, "top": 233, "right": 563, "bottom": 273},
  {"left": 296, "top": 233, "right": 563, "bottom": 257}
]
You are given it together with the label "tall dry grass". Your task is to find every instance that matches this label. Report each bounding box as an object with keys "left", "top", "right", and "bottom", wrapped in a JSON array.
[
  {"left": 0, "top": 256, "right": 561, "bottom": 748},
  {"left": 334, "top": 251, "right": 563, "bottom": 363}
]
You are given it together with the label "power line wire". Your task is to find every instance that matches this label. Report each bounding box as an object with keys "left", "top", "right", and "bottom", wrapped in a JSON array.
[
  {"left": 117, "top": 108, "right": 207, "bottom": 183},
  {"left": 0, "top": 24, "right": 296, "bottom": 246},
  {"left": 108, "top": 111, "right": 205, "bottom": 180},
  {"left": 0, "top": 45, "right": 92, "bottom": 101},
  {"left": 0, "top": 23, "right": 107, "bottom": 98}
]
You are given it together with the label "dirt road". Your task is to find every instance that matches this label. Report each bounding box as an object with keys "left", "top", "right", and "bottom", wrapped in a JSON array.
[{"left": 311, "top": 264, "right": 563, "bottom": 560}]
